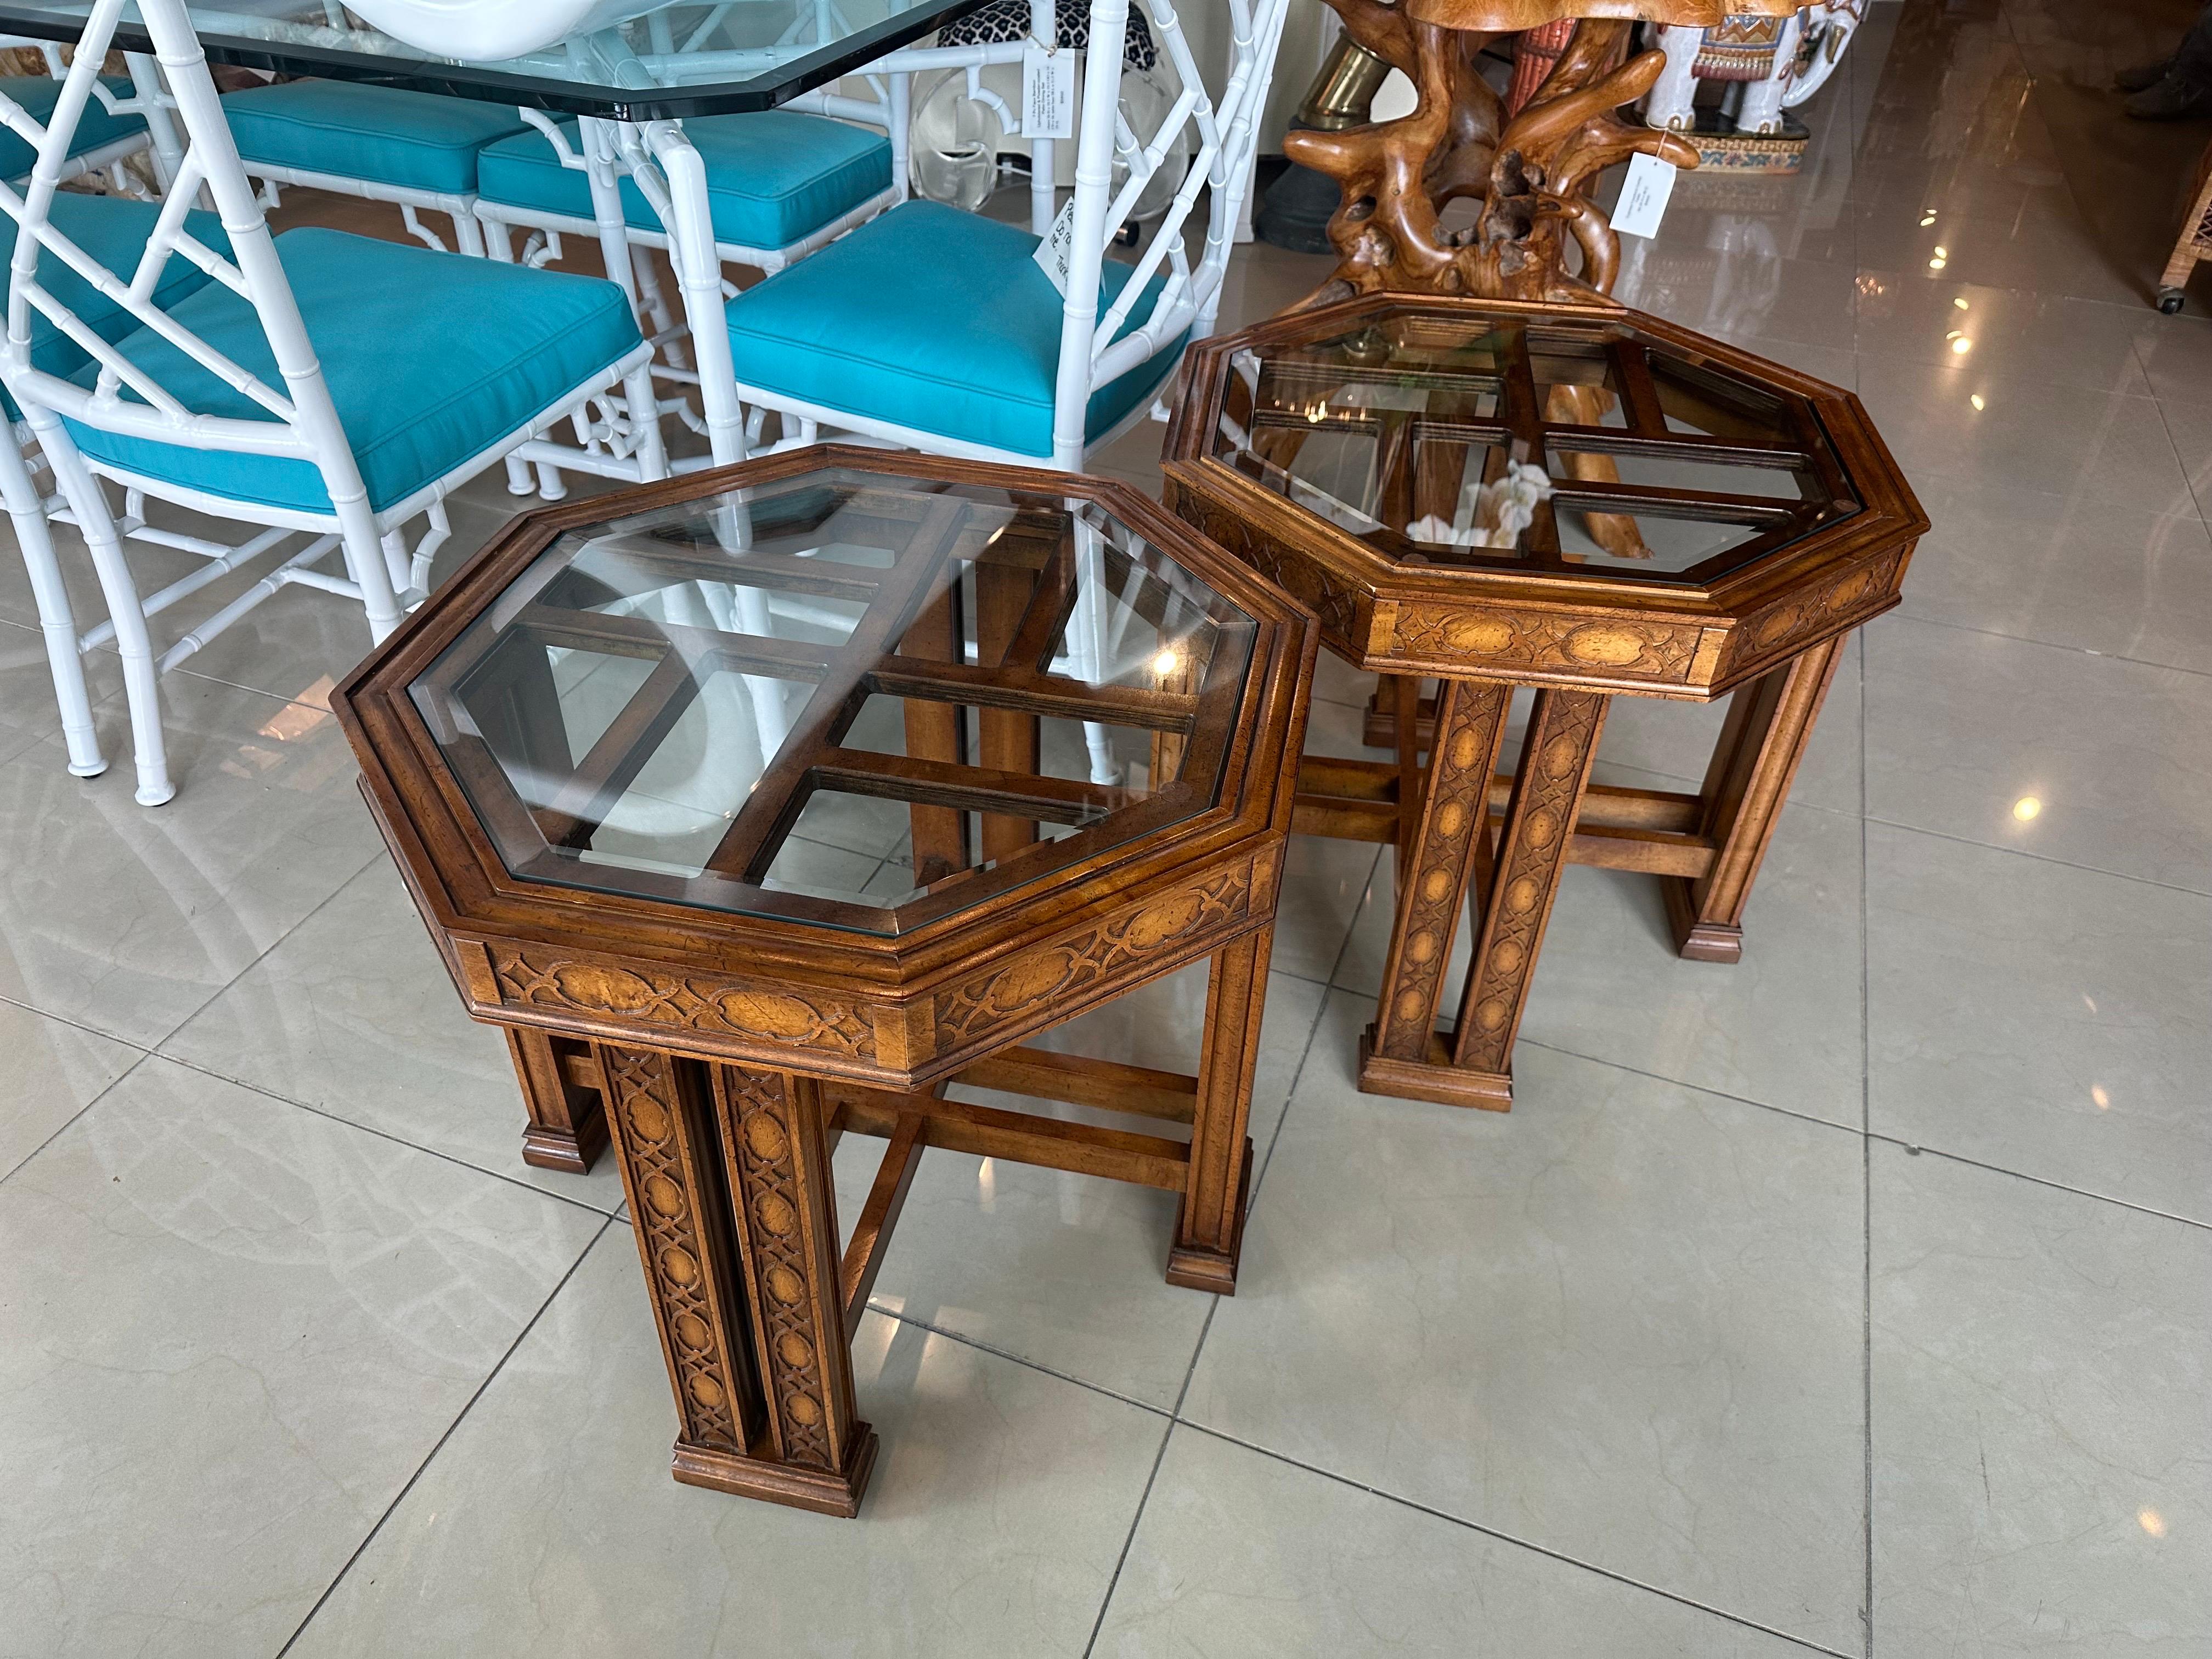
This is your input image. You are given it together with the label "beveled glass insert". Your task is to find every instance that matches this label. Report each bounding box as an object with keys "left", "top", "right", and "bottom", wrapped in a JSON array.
[
  {"left": 1211, "top": 303, "right": 1863, "bottom": 584},
  {"left": 0, "top": 0, "right": 988, "bottom": 121},
  {"left": 410, "top": 467, "right": 1257, "bottom": 934}
]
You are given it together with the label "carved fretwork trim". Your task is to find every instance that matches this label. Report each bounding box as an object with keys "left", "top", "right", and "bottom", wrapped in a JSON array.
[
  {"left": 713, "top": 1065, "right": 849, "bottom": 1473},
  {"left": 489, "top": 947, "right": 877, "bottom": 1061},
  {"left": 1371, "top": 681, "right": 1510, "bottom": 1061},
  {"left": 600, "top": 1046, "right": 754, "bottom": 1454},
  {"left": 1455, "top": 689, "right": 1607, "bottom": 1071},
  {"left": 934, "top": 857, "right": 1264, "bottom": 1053},
  {"left": 1389, "top": 605, "right": 1707, "bottom": 685}
]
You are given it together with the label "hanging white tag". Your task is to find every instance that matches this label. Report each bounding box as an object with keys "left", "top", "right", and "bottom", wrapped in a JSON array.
[
  {"left": 1031, "top": 198, "right": 1077, "bottom": 296},
  {"left": 1022, "top": 43, "right": 1074, "bottom": 139},
  {"left": 1612, "top": 152, "right": 1678, "bottom": 240}
]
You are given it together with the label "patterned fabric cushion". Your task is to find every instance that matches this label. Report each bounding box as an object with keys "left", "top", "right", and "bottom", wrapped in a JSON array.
[{"left": 935, "top": 0, "right": 1158, "bottom": 69}]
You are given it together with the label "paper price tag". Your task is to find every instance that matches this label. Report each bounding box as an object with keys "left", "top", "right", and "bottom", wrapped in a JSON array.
[
  {"left": 1022, "top": 43, "right": 1073, "bottom": 139},
  {"left": 1612, "top": 152, "right": 1677, "bottom": 240},
  {"left": 1032, "top": 199, "right": 1077, "bottom": 296}
]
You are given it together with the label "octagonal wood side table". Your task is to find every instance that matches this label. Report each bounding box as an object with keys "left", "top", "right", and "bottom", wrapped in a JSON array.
[
  {"left": 1163, "top": 294, "right": 1926, "bottom": 1111},
  {"left": 331, "top": 447, "right": 1316, "bottom": 1516}
]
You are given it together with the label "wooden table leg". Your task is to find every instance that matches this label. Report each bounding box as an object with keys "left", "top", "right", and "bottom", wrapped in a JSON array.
[
  {"left": 1168, "top": 924, "right": 1273, "bottom": 1294},
  {"left": 1664, "top": 635, "right": 1843, "bottom": 963},
  {"left": 1357, "top": 679, "right": 1513, "bottom": 1102},
  {"left": 508, "top": 1028, "right": 606, "bottom": 1173},
  {"left": 598, "top": 1043, "right": 877, "bottom": 1517},
  {"left": 1363, "top": 686, "right": 1606, "bottom": 1109},
  {"left": 1451, "top": 688, "right": 1609, "bottom": 1099}
]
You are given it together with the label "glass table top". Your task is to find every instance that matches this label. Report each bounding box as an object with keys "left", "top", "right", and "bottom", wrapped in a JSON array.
[
  {"left": 409, "top": 467, "right": 1259, "bottom": 935},
  {"left": 1210, "top": 303, "right": 1865, "bottom": 588},
  {"left": 0, "top": 0, "right": 990, "bottom": 119}
]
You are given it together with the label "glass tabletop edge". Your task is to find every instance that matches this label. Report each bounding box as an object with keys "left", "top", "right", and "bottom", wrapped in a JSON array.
[{"left": 0, "top": 0, "right": 998, "bottom": 120}]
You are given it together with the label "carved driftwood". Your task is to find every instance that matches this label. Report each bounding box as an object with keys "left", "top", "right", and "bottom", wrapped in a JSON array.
[{"left": 1285, "top": 4, "right": 1796, "bottom": 304}]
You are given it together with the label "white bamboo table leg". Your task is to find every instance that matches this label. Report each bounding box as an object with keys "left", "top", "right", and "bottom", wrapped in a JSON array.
[{"left": 645, "top": 121, "right": 748, "bottom": 467}]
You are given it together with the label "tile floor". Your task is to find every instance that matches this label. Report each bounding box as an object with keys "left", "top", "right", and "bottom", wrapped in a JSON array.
[{"left": 4, "top": 0, "right": 2212, "bottom": 1651}]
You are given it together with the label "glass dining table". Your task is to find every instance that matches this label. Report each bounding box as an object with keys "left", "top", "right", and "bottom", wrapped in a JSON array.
[{"left": 0, "top": 0, "right": 1000, "bottom": 464}]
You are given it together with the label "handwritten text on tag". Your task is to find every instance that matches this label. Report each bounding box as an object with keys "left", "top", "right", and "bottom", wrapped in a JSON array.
[{"left": 1032, "top": 199, "right": 1078, "bottom": 296}]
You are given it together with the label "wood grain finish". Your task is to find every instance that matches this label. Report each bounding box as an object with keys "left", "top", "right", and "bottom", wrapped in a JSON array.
[
  {"left": 1285, "top": 13, "right": 1706, "bottom": 305},
  {"left": 1170, "top": 927, "right": 1273, "bottom": 1293},
  {"left": 1368, "top": 680, "right": 1511, "bottom": 1064},
  {"left": 329, "top": 446, "right": 1319, "bottom": 1516},
  {"left": 1167, "top": 294, "right": 1925, "bottom": 1109},
  {"left": 598, "top": 1045, "right": 763, "bottom": 1462},
  {"left": 507, "top": 1028, "right": 606, "bottom": 1173},
  {"left": 1664, "top": 631, "right": 1843, "bottom": 962}
]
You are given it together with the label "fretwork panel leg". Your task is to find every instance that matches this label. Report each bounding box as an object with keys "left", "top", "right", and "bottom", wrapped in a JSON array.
[
  {"left": 1359, "top": 679, "right": 1513, "bottom": 1076},
  {"left": 707, "top": 1062, "right": 877, "bottom": 1516},
  {"left": 1448, "top": 688, "right": 1609, "bottom": 1101},
  {"left": 509, "top": 1028, "right": 606, "bottom": 1173},
  {"left": 596, "top": 1045, "right": 765, "bottom": 1472},
  {"left": 1664, "top": 635, "right": 1844, "bottom": 963},
  {"left": 1168, "top": 925, "right": 1274, "bottom": 1295}
]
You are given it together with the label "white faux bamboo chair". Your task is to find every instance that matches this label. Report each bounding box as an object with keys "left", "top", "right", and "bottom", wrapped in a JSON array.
[
  {"left": 708, "top": 0, "right": 1284, "bottom": 784},
  {"left": 0, "top": 37, "right": 184, "bottom": 192},
  {"left": 227, "top": 77, "right": 532, "bottom": 256},
  {"left": 720, "top": 0, "right": 1290, "bottom": 471},
  {"left": 0, "top": 0, "right": 662, "bottom": 805}
]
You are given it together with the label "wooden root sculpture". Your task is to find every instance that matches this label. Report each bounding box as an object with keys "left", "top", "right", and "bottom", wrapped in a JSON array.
[{"left": 1286, "top": 10, "right": 1699, "bottom": 305}]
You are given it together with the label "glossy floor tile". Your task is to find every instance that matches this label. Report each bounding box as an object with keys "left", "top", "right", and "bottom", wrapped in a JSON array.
[
  {"left": 0, "top": 673, "right": 386, "bottom": 1047},
  {"left": 283, "top": 1233, "right": 1170, "bottom": 1658},
  {"left": 1867, "top": 821, "right": 2212, "bottom": 1226},
  {"left": 0, "top": 1059, "right": 604, "bottom": 1658},
  {"left": 1865, "top": 613, "right": 2212, "bottom": 894},
  {"left": 1096, "top": 1427, "right": 1832, "bottom": 1658},
  {"left": 1871, "top": 1143, "right": 2212, "bottom": 1657},
  {"left": 4, "top": 0, "right": 2211, "bottom": 1651},
  {"left": 0, "top": 997, "right": 140, "bottom": 1182},
  {"left": 1184, "top": 998, "right": 1869, "bottom": 1654},
  {"left": 1894, "top": 474, "right": 2212, "bottom": 674},
  {"left": 160, "top": 856, "right": 629, "bottom": 1214}
]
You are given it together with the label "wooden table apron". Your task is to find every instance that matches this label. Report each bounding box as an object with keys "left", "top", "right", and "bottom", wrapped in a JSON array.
[
  {"left": 332, "top": 446, "right": 1318, "bottom": 1516},
  {"left": 1160, "top": 293, "right": 1926, "bottom": 1110},
  {"left": 1171, "top": 474, "right": 1864, "bottom": 1112}
]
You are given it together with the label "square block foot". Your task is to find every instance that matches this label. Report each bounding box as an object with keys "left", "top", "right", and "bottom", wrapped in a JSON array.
[
  {"left": 1663, "top": 880, "right": 1745, "bottom": 964},
  {"left": 520, "top": 1121, "right": 605, "bottom": 1174},
  {"left": 671, "top": 1426, "right": 880, "bottom": 1518},
  {"left": 1166, "top": 1139, "right": 1251, "bottom": 1296},
  {"left": 1357, "top": 1028, "right": 1513, "bottom": 1111}
]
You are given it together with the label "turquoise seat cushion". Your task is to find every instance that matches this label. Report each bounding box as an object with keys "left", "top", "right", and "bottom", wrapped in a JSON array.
[
  {"left": 223, "top": 80, "right": 531, "bottom": 196},
  {"left": 64, "top": 228, "right": 642, "bottom": 515},
  {"left": 0, "top": 191, "right": 231, "bottom": 419},
  {"left": 724, "top": 200, "right": 1186, "bottom": 459},
  {"left": 0, "top": 76, "right": 148, "bottom": 179},
  {"left": 476, "top": 110, "right": 890, "bottom": 251}
]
